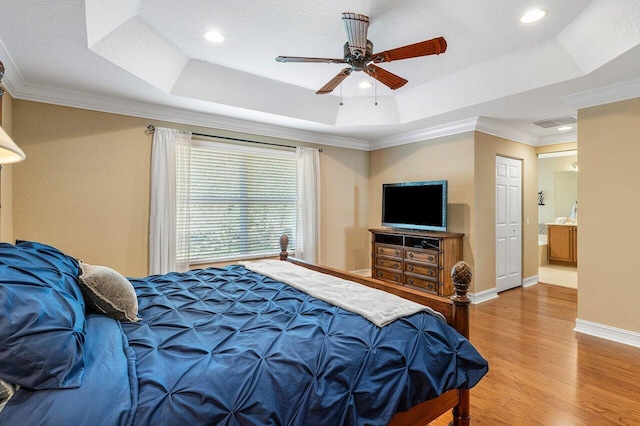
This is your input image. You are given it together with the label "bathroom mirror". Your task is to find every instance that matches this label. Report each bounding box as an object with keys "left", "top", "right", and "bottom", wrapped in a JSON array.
[{"left": 555, "top": 171, "right": 577, "bottom": 219}]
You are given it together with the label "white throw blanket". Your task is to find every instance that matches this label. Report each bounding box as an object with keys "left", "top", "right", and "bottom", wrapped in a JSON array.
[{"left": 239, "top": 260, "right": 445, "bottom": 327}]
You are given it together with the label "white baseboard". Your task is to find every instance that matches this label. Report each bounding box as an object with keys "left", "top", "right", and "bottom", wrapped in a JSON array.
[
  {"left": 574, "top": 318, "right": 640, "bottom": 348},
  {"left": 523, "top": 275, "right": 539, "bottom": 288},
  {"left": 469, "top": 287, "right": 499, "bottom": 304}
]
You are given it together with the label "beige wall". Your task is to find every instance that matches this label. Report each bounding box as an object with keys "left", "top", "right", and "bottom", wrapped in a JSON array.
[
  {"left": 369, "top": 132, "right": 477, "bottom": 286},
  {"left": 578, "top": 97, "right": 640, "bottom": 333},
  {"left": 368, "top": 131, "right": 538, "bottom": 294},
  {"left": 319, "top": 145, "right": 370, "bottom": 271},
  {"left": 0, "top": 91, "right": 13, "bottom": 242},
  {"left": 535, "top": 142, "right": 578, "bottom": 155},
  {"left": 13, "top": 101, "right": 152, "bottom": 277},
  {"left": 10, "top": 95, "right": 640, "bottom": 338},
  {"left": 11, "top": 100, "right": 369, "bottom": 277}
]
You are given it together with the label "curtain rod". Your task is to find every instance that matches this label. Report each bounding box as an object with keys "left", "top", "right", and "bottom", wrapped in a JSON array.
[{"left": 146, "top": 125, "right": 322, "bottom": 152}]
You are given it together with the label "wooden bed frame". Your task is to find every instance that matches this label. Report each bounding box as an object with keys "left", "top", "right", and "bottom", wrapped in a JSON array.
[{"left": 279, "top": 234, "right": 473, "bottom": 425}]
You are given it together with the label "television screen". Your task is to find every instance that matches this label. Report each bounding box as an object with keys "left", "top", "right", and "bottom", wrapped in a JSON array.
[{"left": 382, "top": 180, "right": 447, "bottom": 232}]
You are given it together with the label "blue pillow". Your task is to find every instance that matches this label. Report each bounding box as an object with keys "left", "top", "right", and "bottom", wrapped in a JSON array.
[{"left": 0, "top": 241, "right": 86, "bottom": 389}]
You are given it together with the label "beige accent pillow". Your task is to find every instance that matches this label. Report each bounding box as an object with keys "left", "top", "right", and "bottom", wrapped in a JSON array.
[{"left": 78, "top": 262, "right": 141, "bottom": 322}]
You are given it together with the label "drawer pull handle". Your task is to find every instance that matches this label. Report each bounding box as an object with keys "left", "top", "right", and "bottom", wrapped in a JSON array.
[
  {"left": 377, "top": 271, "right": 383, "bottom": 277},
  {"left": 408, "top": 253, "right": 414, "bottom": 258},
  {"left": 378, "top": 248, "right": 383, "bottom": 254},
  {"left": 408, "top": 278, "right": 413, "bottom": 285},
  {"left": 394, "top": 275, "right": 399, "bottom": 281},
  {"left": 378, "top": 259, "right": 383, "bottom": 265},
  {"left": 407, "top": 265, "right": 413, "bottom": 271},
  {"left": 395, "top": 251, "right": 400, "bottom": 256},
  {"left": 394, "top": 263, "right": 399, "bottom": 268},
  {"left": 428, "top": 256, "right": 434, "bottom": 262}
]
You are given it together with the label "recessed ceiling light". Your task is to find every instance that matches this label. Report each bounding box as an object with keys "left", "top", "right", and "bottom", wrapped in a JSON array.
[
  {"left": 359, "top": 81, "right": 373, "bottom": 89},
  {"left": 520, "top": 9, "right": 547, "bottom": 24},
  {"left": 204, "top": 30, "right": 225, "bottom": 43},
  {"left": 557, "top": 126, "right": 573, "bottom": 131}
]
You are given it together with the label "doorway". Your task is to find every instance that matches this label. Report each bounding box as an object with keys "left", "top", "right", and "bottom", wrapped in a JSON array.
[
  {"left": 537, "top": 151, "right": 578, "bottom": 289},
  {"left": 496, "top": 155, "right": 522, "bottom": 292}
]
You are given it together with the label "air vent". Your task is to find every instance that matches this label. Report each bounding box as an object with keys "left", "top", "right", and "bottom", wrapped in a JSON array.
[{"left": 530, "top": 115, "right": 577, "bottom": 129}]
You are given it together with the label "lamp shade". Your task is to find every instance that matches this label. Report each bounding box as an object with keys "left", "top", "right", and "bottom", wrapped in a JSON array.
[{"left": 0, "top": 125, "right": 25, "bottom": 164}]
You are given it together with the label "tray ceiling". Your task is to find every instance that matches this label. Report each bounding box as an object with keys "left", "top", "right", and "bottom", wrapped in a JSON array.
[{"left": 1, "top": 0, "right": 640, "bottom": 148}]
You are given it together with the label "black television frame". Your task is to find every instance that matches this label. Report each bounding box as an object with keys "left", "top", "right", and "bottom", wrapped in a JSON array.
[{"left": 381, "top": 180, "right": 448, "bottom": 232}]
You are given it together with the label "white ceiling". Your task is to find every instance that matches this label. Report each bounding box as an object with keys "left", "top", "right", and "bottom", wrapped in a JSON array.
[{"left": 1, "top": 0, "right": 640, "bottom": 150}]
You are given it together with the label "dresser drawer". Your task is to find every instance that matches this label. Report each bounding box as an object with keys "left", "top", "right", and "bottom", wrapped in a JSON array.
[
  {"left": 404, "top": 274, "right": 438, "bottom": 294},
  {"left": 375, "top": 244, "right": 402, "bottom": 259},
  {"left": 370, "top": 229, "right": 463, "bottom": 298},
  {"left": 404, "top": 262, "right": 438, "bottom": 278},
  {"left": 375, "top": 257, "right": 402, "bottom": 270},
  {"left": 374, "top": 268, "right": 403, "bottom": 284},
  {"left": 405, "top": 248, "right": 438, "bottom": 264}
]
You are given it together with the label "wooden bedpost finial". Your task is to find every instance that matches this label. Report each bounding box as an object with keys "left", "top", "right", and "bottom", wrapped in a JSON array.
[
  {"left": 279, "top": 234, "right": 289, "bottom": 260},
  {"left": 0, "top": 60, "right": 5, "bottom": 96},
  {"left": 451, "top": 261, "right": 471, "bottom": 304}
]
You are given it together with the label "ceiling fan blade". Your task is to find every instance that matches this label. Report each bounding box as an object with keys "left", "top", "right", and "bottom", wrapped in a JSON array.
[
  {"left": 364, "top": 64, "right": 408, "bottom": 90},
  {"left": 316, "top": 68, "right": 353, "bottom": 94},
  {"left": 276, "top": 56, "right": 346, "bottom": 64},
  {"left": 372, "top": 37, "right": 447, "bottom": 63},
  {"left": 342, "top": 12, "right": 369, "bottom": 57}
]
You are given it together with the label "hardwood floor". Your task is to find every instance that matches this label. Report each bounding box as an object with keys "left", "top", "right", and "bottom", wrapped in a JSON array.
[{"left": 430, "top": 284, "right": 640, "bottom": 425}]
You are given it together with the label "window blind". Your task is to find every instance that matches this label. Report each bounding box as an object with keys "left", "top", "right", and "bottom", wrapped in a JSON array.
[{"left": 184, "top": 139, "right": 297, "bottom": 264}]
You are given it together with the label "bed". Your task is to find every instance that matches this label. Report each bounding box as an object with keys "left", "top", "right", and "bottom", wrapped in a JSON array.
[{"left": 0, "top": 237, "right": 487, "bottom": 425}]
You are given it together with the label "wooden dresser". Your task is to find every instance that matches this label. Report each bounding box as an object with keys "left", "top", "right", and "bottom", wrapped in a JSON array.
[{"left": 370, "top": 228, "right": 464, "bottom": 296}]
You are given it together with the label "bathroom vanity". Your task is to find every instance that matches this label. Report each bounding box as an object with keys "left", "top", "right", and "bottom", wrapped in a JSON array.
[{"left": 547, "top": 223, "right": 577, "bottom": 266}]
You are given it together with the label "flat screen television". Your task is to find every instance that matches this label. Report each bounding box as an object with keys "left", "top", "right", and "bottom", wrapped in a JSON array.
[{"left": 382, "top": 180, "right": 448, "bottom": 232}]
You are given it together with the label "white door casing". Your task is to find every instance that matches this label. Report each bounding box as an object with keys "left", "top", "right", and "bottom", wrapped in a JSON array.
[{"left": 496, "top": 156, "right": 522, "bottom": 292}]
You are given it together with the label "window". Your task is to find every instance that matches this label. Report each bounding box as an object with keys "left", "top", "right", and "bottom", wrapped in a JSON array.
[{"left": 181, "top": 139, "right": 297, "bottom": 264}]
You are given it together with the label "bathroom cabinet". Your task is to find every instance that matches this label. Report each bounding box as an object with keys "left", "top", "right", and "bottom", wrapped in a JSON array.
[{"left": 547, "top": 224, "right": 577, "bottom": 266}]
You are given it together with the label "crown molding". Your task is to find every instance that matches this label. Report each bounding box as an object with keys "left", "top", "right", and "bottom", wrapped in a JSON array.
[
  {"left": 0, "top": 39, "right": 23, "bottom": 97},
  {"left": 537, "top": 131, "right": 578, "bottom": 146},
  {"left": 475, "top": 117, "right": 540, "bottom": 146},
  {"left": 562, "top": 77, "right": 640, "bottom": 110},
  {"left": 4, "top": 74, "right": 547, "bottom": 152},
  {"left": 370, "top": 117, "right": 479, "bottom": 150},
  {"left": 370, "top": 116, "right": 544, "bottom": 151},
  {"left": 1, "top": 74, "right": 371, "bottom": 152}
]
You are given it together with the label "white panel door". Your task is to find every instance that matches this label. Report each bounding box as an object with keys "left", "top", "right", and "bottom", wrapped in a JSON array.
[{"left": 496, "top": 156, "right": 522, "bottom": 292}]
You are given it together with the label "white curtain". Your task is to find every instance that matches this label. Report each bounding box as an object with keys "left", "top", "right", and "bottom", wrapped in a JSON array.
[
  {"left": 296, "top": 147, "right": 321, "bottom": 263},
  {"left": 149, "top": 127, "right": 191, "bottom": 275}
]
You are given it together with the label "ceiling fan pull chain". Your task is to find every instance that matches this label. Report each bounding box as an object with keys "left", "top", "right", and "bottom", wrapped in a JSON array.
[
  {"left": 340, "top": 84, "right": 344, "bottom": 106},
  {"left": 375, "top": 80, "right": 378, "bottom": 106}
]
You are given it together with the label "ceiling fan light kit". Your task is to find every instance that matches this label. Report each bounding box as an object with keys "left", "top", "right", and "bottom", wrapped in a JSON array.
[
  {"left": 275, "top": 12, "right": 447, "bottom": 96},
  {"left": 342, "top": 12, "right": 369, "bottom": 57}
]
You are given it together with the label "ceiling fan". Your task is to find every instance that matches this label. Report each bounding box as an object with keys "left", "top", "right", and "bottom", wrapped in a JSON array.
[{"left": 275, "top": 12, "right": 447, "bottom": 95}]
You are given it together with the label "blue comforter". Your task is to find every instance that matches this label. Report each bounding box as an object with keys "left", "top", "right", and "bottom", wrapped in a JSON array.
[{"left": 2, "top": 265, "right": 487, "bottom": 425}]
